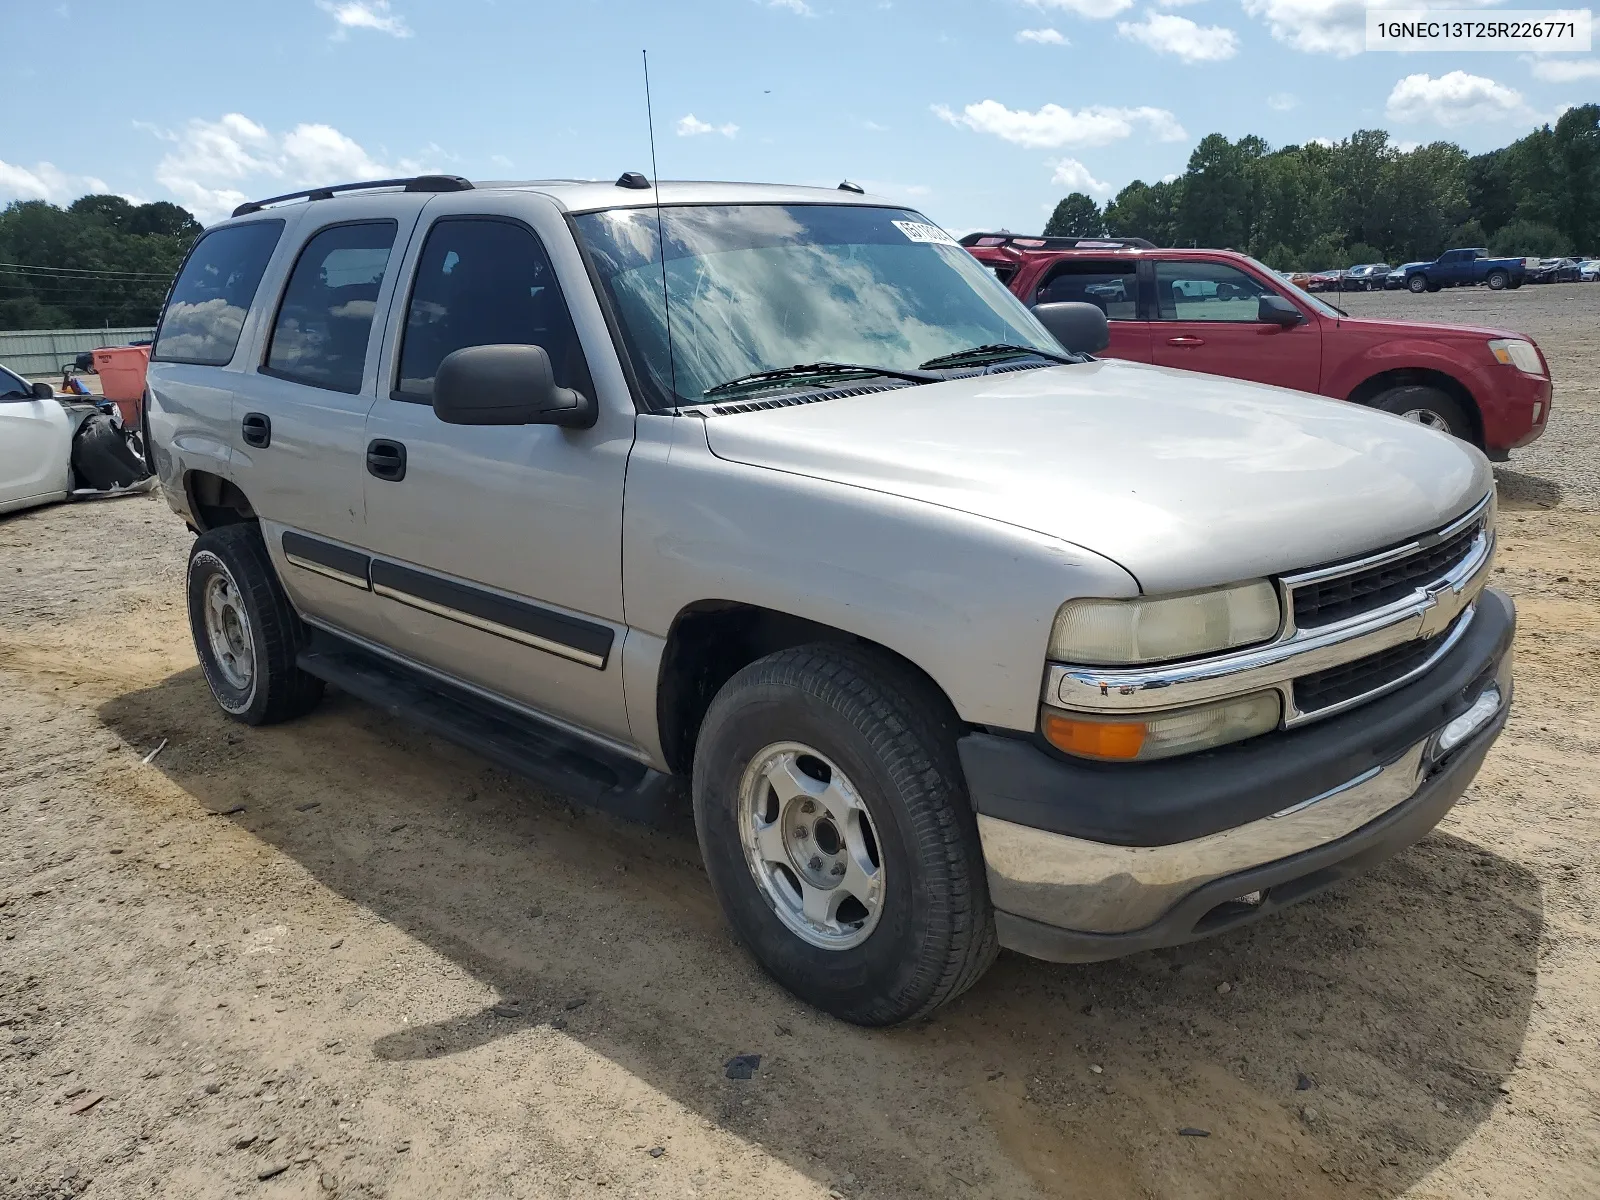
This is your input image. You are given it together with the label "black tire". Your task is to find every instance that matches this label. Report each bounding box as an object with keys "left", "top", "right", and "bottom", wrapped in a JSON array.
[
  {"left": 1407, "top": 274, "right": 1427, "bottom": 294},
  {"left": 186, "top": 523, "right": 324, "bottom": 726},
  {"left": 692, "top": 644, "right": 997, "bottom": 1025},
  {"left": 1486, "top": 270, "right": 1509, "bottom": 291},
  {"left": 70, "top": 413, "right": 147, "bottom": 490},
  {"left": 1370, "top": 385, "right": 1474, "bottom": 443}
]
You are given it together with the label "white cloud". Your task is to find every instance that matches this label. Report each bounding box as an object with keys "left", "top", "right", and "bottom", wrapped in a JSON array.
[
  {"left": 676, "top": 113, "right": 740, "bottom": 138},
  {"left": 316, "top": 0, "right": 412, "bottom": 38},
  {"left": 1050, "top": 158, "right": 1112, "bottom": 197},
  {"left": 1267, "top": 92, "right": 1299, "bottom": 111},
  {"left": 1524, "top": 55, "right": 1600, "bottom": 83},
  {"left": 0, "top": 159, "right": 90, "bottom": 204},
  {"left": 1161, "top": 172, "right": 1180, "bottom": 182},
  {"left": 1385, "top": 71, "right": 1531, "bottom": 126},
  {"left": 933, "top": 99, "right": 1186, "bottom": 148},
  {"left": 860, "top": 119, "right": 889, "bottom": 132},
  {"left": 1308, "top": 136, "right": 1336, "bottom": 147},
  {"left": 1025, "top": 0, "right": 1134, "bottom": 19},
  {"left": 489, "top": 154, "right": 513, "bottom": 169},
  {"left": 1117, "top": 11, "right": 1239, "bottom": 61},
  {"left": 769, "top": 0, "right": 814, "bottom": 13},
  {"left": 1016, "top": 27, "right": 1069, "bottom": 43},
  {"left": 1241, "top": 0, "right": 1500, "bottom": 58},
  {"left": 1155, "top": 0, "right": 1207, "bottom": 6},
  {"left": 142, "top": 112, "right": 439, "bottom": 222}
]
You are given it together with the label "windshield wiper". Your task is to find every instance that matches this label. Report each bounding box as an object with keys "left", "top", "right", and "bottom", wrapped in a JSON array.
[
  {"left": 917, "top": 343, "right": 1078, "bottom": 370},
  {"left": 702, "top": 361, "right": 940, "bottom": 400}
]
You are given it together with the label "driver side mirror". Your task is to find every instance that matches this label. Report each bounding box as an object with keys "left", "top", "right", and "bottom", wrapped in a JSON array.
[
  {"left": 432, "top": 344, "right": 596, "bottom": 429},
  {"left": 1030, "top": 301, "right": 1110, "bottom": 355},
  {"left": 32, "top": 381, "right": 54, "bottom": 399},
  {"left": 1259, "top": 294, "right": 1305, "bottom": 327}
]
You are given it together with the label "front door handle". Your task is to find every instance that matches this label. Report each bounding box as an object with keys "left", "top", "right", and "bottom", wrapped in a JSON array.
[
  {"left": 1166, "top": 335, "right": 1206, "bottom": 348},
  {"left": 366, "top": 439, "right": 407, "bottom": 482},
  {"left": 241, "top": 412, "right": 271, "bottom": 448}
]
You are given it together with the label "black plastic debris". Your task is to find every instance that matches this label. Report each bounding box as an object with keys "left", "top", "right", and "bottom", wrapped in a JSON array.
[{"left": 724, "top": 1054, "right": 761, "bottom": 1080}]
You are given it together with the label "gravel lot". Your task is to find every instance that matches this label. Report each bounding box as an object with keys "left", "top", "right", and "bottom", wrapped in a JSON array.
[{"left": 2, "top": 284, "right": 1598, "bottom": 1200}]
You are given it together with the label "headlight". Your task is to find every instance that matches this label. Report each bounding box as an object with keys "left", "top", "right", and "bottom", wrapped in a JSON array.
[
  {"left": 1041, "top": 690, "right": 1282, "bottom": 761},
  {"left": 1049, "top": 581, "right": 1281, "bottom": 666},
  {"left": 1488, "top": 339, "right": 1544, "bottom": 377}
]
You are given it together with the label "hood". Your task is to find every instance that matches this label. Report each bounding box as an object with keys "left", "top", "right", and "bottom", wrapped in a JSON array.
[
  {"left": 702, "top": 359, "right": 1491, "bottom": 594},
  {"left": 1335, "top": 314, "right": 1522, "bottom": 342}
]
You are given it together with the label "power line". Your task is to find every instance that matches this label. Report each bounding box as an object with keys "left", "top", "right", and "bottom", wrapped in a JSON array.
[{"left": 0, "top": 260, "right": 175, "bottom": 279}]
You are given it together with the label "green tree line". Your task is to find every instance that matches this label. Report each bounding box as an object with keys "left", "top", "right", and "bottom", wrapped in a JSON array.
[
  {"left": 1045, "top": 103, "right": 1600, "bottom": 270},
  {"left": 0, "top": 195, "right": 200, "bottom": 330}
]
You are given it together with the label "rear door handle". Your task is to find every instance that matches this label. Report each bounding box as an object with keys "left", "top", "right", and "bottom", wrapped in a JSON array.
[
  {"left": 1166, "top": 335, "right": 1206, "bottom": 348},
  {"left": 366, "top": 439, "right": 407, "bottom": 482},
  {"left": 241, "top": 412, "right": 271, "bottom": 448}
]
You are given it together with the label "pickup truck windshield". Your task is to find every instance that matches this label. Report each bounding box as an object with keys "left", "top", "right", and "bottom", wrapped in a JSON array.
[{"left": 573, "top": 204, "right": 1062, "bottom": 408}]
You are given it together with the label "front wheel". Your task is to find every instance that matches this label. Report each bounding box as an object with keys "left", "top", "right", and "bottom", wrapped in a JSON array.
[
  {"left": 692, "top": 645, "right": 996, "bottom": 1025},
  {"left": 187, "top": 523, "right": 324, "bottom": 725},
  {"left": 1407, "top": 274, "right": 1428, "bottom": 294},
  {"left": 1371, "top": 385, "right": 1473, "bottom": 443}
]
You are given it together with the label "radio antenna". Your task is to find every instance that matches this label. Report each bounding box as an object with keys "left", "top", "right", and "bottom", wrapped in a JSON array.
[{"left": 642, "top": 49, "right": 680, "bottom": 405}]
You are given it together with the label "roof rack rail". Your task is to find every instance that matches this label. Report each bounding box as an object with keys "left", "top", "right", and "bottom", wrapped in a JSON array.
[
  {"left": 231, "top": 174, "right": 474, "bottom": 218},
  {"left": 957, "top": 232, "right": 1156, "bottom": 251}
]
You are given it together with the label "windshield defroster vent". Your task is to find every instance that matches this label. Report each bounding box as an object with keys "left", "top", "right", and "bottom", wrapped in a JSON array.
[{"left": 708, "top": 381, "right": 911, "bottom": 416}]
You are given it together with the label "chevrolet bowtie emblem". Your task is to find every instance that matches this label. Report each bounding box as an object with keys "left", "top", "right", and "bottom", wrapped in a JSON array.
[{"left": 1416, "top": 580, "right": 1457, "bottom": 638}]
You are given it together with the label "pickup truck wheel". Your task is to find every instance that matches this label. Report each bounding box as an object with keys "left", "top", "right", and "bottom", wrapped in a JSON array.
[
  {"left": 1371, "top": 385, "right": 1472, "bottom": 442},
  {"left": 186, "top": 523, "right": 324, "bottom": 726},
  {"left": 1407, "top": 275, "right": 1428, "bottom": 294},
  {"left": 692, "top": 644, "right": 996, "bottom": 1025},
  {"left": 1486, "top": 270, "right": 1509, "bottom": 291}
]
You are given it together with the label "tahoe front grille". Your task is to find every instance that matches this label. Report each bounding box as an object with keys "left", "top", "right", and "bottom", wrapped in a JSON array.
[
  {"left": 1294, "top": 631, "right": 1444, "bottom": 714},
  {"left": 1292, "top": 520, "right": 1481, "bottom": 629}
]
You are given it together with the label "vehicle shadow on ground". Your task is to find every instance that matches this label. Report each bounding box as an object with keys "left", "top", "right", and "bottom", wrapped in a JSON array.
[
  {"left": 1495, "top": 466, "right": 1563, "bottom": 510},
  {"left": 100, "top": 670, "right": 1543, "bottom": 1200}
]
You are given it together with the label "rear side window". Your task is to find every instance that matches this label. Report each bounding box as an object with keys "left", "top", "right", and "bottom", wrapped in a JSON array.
[
  {"left": 1036, "top": 260, "right": 1139, "bottom": 319},
  {"left": 393, "top": 217, "right": 591, "bottom": 401},
  {"left": 152, "top": 220, "right": 284, "bottom": 366},
  {"left": 264, "top": 221, "right": 398, "bottom": 394}
]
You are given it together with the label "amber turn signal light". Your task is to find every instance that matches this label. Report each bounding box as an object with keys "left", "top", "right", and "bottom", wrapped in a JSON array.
[{"left": 1042, "top": 713, "right": 1147, "bottom": 760}]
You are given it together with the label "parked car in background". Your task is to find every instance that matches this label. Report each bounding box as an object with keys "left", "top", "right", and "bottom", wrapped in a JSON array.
[
  {"left": 1, "top": 362, "right": 152, "bottom": 514},
  {"left": 961, "top": 233, "right": 1551, "bottom": 457},
  {"left": 1528, "top": 257, "right": 1582, "bottom": 284},
  {"left": 1403, "top": 248, "right": 1526, "bottom": 292},
  {"left": 1386, "top": 262, "right": 1430, "bottom": 289},
  {"left": 1342, "top": 263, "right": 1391, "bottom": 291},
  {"left": 146, "top": 176, "right": 1516, "bottom": 1025},
  {"left": 1580, "top": 259, "right": 1600, "bottom": 282},
  {"left": 1307, "top": 269, "right": 1343, "bottom": 292}
]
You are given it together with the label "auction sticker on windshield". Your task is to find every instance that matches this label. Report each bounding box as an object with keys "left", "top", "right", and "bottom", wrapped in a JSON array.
[{"left": 892, "top": 220, "right": 959, "bottom": 246}]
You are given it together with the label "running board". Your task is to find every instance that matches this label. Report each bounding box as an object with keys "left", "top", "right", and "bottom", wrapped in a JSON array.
[{"left": 296, "top": 631, "right": 685, "bottom": 827}]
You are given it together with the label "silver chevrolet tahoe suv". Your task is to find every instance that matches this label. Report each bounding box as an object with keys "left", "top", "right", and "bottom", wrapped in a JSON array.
[{"left": 147, "top": 174, "right": 1513, "bottom": 1026}]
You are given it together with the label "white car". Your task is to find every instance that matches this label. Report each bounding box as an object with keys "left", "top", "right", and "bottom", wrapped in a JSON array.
[
  {"left": 1, "top": 362, "right": 152, "bottom": 515},
  {"left": 1580, "top": 259, "right": 1600, "bottom": 282}
]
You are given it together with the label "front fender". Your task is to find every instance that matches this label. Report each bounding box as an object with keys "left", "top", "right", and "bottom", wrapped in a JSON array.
[{"left": 1327, "top": 337, "right": 1481, "bottom": 407}]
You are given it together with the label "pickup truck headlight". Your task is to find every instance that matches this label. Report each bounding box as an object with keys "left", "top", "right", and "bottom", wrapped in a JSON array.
[
  {"left": 1048, "top": 581, "right": 1281, "bottom": 666},
  {"left": 1488, "top": 339, "right": 1545, "bottom": 377},
  {"left": 1042, "top": 690, "right": 1282, "bottom": 761}
]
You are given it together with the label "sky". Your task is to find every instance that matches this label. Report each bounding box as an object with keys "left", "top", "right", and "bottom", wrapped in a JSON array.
[{"left": 2, "top": 0, "right": 1596, "bottom": 234}]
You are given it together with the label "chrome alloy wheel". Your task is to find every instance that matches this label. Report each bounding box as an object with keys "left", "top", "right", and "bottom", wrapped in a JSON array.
[
  {"left": 202, "top": 571, "right": 255, "bottom": 692},
  {"left": 1400, "top": 407, "right": 1452, "bottom": 432},
  {"left": 738, "top": 742, "right": 886, "bottom": 950}
]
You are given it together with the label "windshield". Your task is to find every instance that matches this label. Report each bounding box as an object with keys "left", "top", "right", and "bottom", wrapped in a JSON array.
[
  {"left": 1244, "top": 255, "right": 1341, "bottom": 318},
  {"left": 573, "top": 204, "right": 1063, "bottom": 408}
]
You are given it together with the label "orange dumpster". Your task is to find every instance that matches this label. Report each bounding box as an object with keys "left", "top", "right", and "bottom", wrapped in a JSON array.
[{"left": 92, "top": 345, "right": 151, "bottom": 427}]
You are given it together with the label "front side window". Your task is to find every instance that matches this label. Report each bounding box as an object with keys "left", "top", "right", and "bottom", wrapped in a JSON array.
[
  {"left": 573, "top": 204, "right": 1060, "bottom": 408},
  {"left": 152, "top": 220, "right": 284, "bottom": 365},
  {"left": 1155, "top": 261, "right": 1282, "bottom": 324},
  {"left": 264, "top": 221, "right": 397, "bottom": 394},
  {"left": 1, "top": 366, "right": 32, "bottom": 399},
  {"left": 395, "top": 218, "right": 590, "bottom": 401},
  {"left": 1036, "top": 260, "right": 1139, "bottom": 319}
]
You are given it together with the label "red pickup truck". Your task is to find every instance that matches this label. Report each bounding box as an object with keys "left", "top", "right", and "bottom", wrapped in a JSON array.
[{"left": 963, "top": 235, "right": 1551, "bottom": 458}]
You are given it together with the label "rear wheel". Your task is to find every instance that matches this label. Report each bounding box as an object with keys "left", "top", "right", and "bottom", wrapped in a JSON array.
[
  {"left": 187, "top": 523, "right": 324, "bottom": 726},
  {"left": 1486, "top": 270, "right": 1509, "bottom": 291},
  {"left": 692, "top": 644, "right": 996, "bottom": 1025},
  {"left": 1407, "top": 274, "right": 1427, "bottom": 294},
  {"left": 1371, "top": 385, "right": 1473, "bottom": 443}
]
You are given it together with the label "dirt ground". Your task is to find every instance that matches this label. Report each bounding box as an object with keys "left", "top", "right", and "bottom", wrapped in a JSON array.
[{"left": 3, "top": 284, "right": 1598, "bottom": 1200}]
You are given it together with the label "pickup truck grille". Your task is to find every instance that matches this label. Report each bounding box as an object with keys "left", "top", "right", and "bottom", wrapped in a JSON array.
[
  {"left": 1291, "top": 519, "right": 1481, "bottom": 629},
  {"left": 1293, "top": 630, "right": 1444, "bottom": 714}
]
